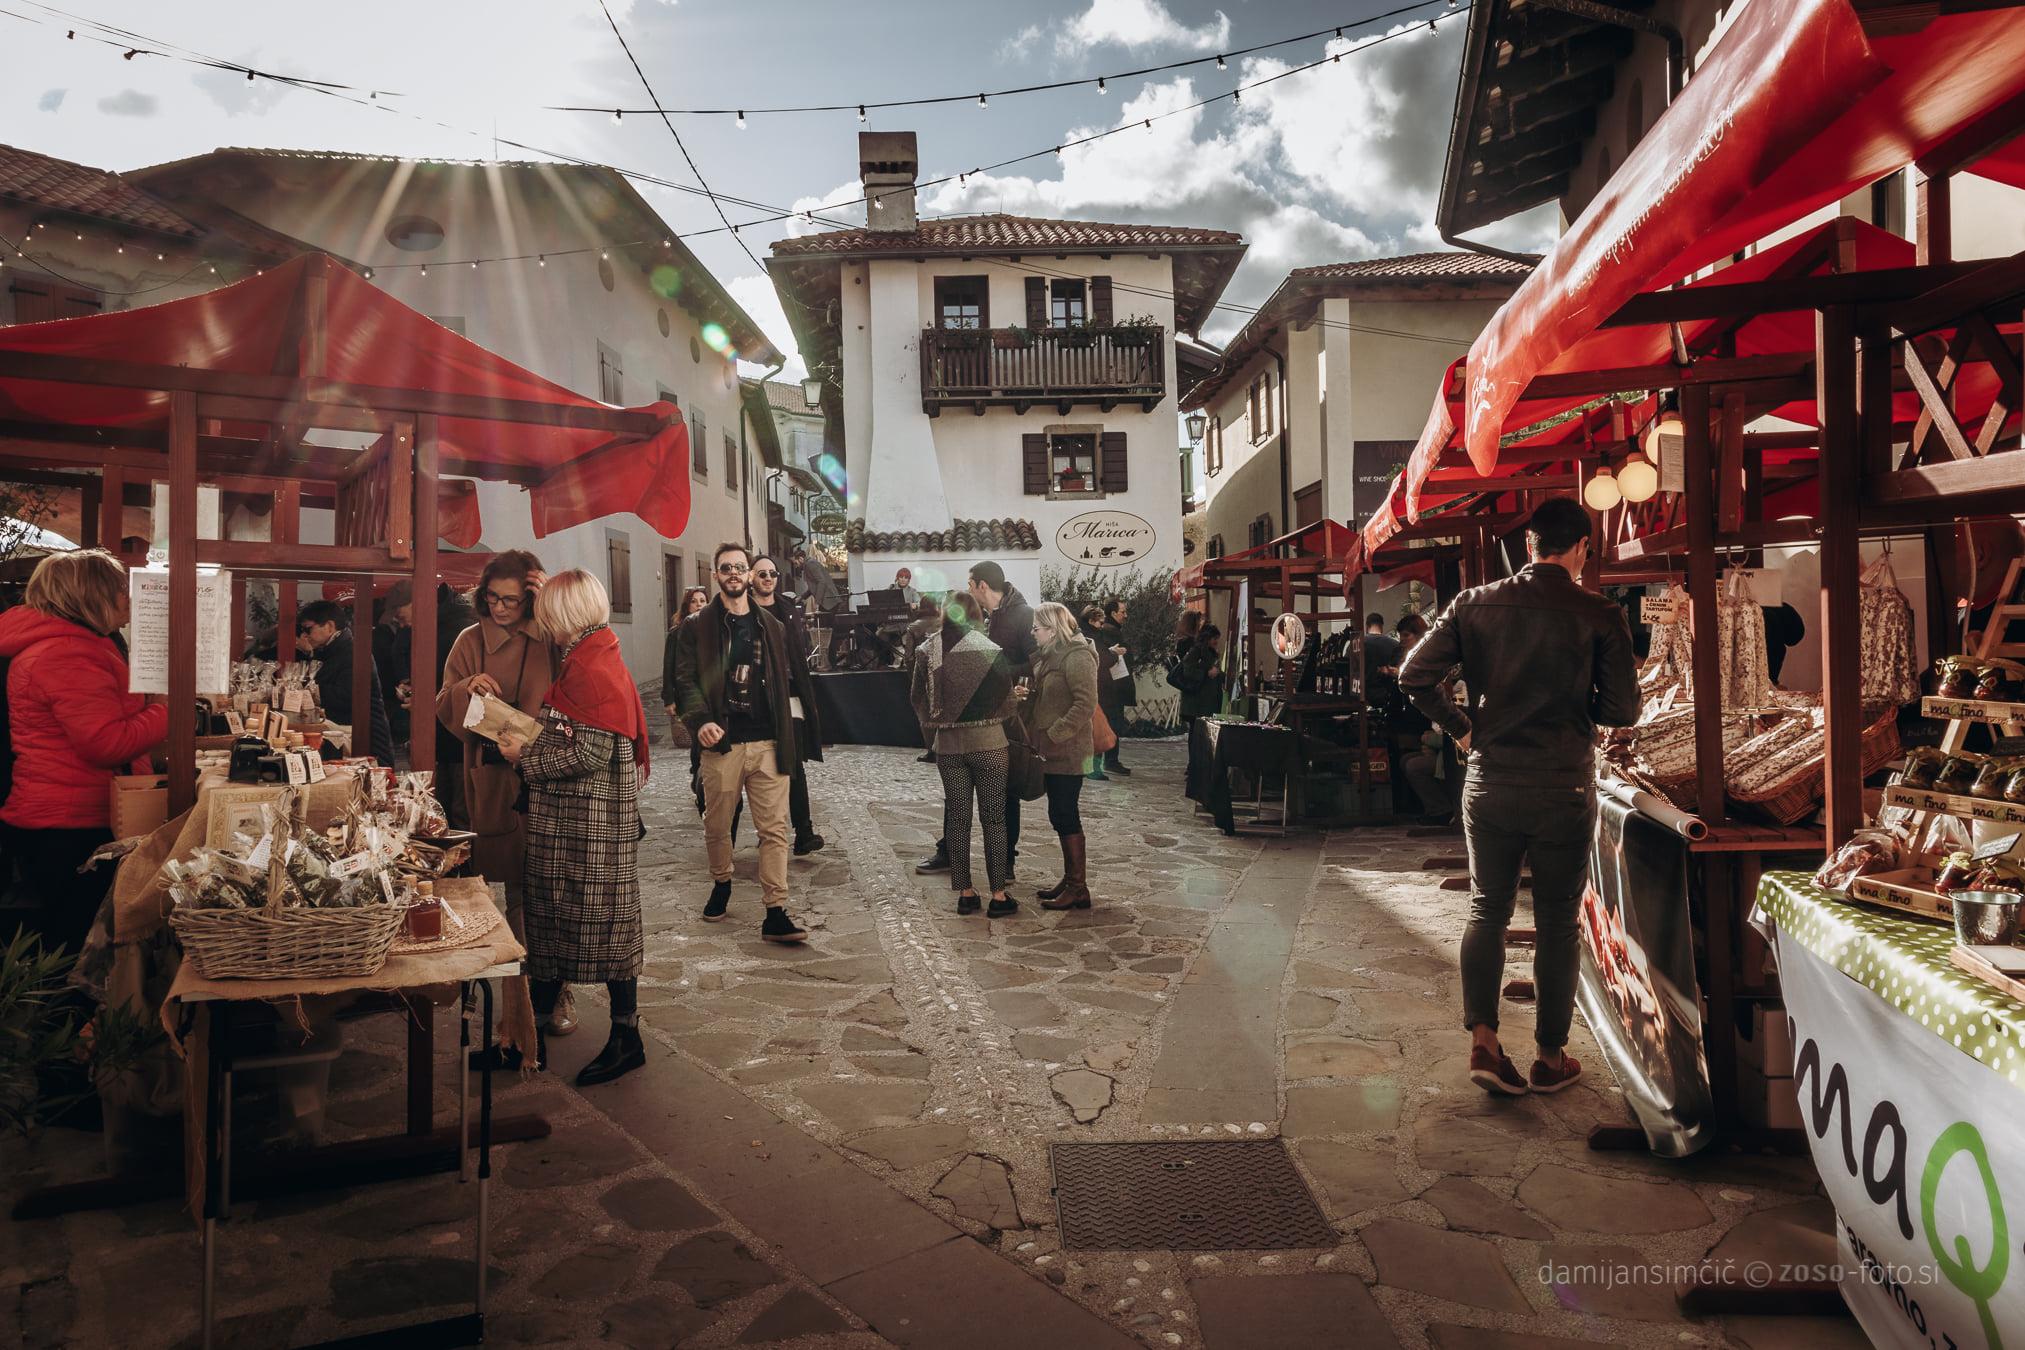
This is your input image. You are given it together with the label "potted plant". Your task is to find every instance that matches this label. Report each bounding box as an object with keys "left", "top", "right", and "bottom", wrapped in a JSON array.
[
  {"left": 993, "top": 326, "right": 1034, "bottom": 350},
  {"left": 1111, "top": 314, "right": 1160, "bottom": 348},
  {"left": 0, "top": 927, "right": 81, "bottom": 1138},
  {"left": 940, "top": 326, "right": 985, "bottom": 350},
  {"left": 1057, "top": 469, "right": 1088, "bottom": 493},
  {"left": 85, "top": 998, "right": 174, "bottom": 1174},
  {"left": 1056, "top": 322, "right": 1094, "bottom": 349}
]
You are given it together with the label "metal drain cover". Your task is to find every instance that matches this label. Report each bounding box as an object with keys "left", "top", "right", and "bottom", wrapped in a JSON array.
[{"left": 1050, "top": 1140, "right": 1335, "bottom": 1250}]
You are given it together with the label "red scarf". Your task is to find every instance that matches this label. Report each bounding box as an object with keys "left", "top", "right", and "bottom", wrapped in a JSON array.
[{"left": 542, "top": 625, "right": 651, "bottom": 778}]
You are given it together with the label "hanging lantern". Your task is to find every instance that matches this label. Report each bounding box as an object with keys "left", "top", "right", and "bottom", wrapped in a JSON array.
[
  {"left": 1617, "top": 451, "right": 1658, "bottom": 503},
  {"left": 800, "top": 376, "right": 825, "bottom": 409},
  {"left": 1643, "top": 397, "right": 1683, "bottom": 467},
  {"left": 1583, "top": 466, "right": 1622, "bottom": 511}
]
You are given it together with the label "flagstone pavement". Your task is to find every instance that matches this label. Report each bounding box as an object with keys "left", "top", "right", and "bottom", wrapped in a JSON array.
[{"left": 3, "top": 741, "right": 1872, "bottom": 1349}]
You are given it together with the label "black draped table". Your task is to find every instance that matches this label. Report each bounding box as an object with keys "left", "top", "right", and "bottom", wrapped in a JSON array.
[
  {"left": 1186, "top": 716, "right": 1300, "bottom": 833},
  {"left": 811, "top": 669, "right": 922, "bottom": 748}
]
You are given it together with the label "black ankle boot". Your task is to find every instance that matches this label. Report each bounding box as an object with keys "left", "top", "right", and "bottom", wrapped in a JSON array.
[{"left": 575, "top": 1023, "right": 644, "bottom": 1086}]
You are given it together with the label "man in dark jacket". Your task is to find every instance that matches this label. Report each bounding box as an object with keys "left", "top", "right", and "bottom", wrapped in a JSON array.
[
  {"left": 672, "top": 542, "right": 816, "bottom": 944},
  {"left": 752, "top": 553, "right": 826, "bottom": 855},
  {"left": 918, "top": 560, "right": 1034, "bottom": 876},
  {"left": 294, "top": 600, "right": 396, "bottom": 765},
  {"left": 1400, "top": 497, "right": 1639, "bottom": 1099}
]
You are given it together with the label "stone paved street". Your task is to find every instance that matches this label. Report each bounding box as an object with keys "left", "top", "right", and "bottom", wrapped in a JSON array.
[{"left": 3, "top": 740, "right": 1868, "bottom": 1349}]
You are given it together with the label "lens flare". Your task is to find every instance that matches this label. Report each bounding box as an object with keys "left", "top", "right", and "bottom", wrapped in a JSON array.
[{"left": 700, "top": 322, "right": 731, "bottom": 353}]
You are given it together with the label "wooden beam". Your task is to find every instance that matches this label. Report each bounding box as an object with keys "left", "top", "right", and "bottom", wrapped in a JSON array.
[
  {"left": 1885, "top": 248, "right": 2025, "bottom": 337},
  {"left": 1916, "top": 87, "right": 2025, "bottom": 179},
  {"left": 1903, "top": 333, "right": 1978, "bottom": 462},
  {"left": 168, "top": 392, "right": 198, "bottom": 818},
  {"left": 1716, "top": 394, "right": 1746, "bottom": 534},
  {"left": 1682, "top": 384, "right": 1727, "bottom": 825},
  {"left": 196, "top": 540, "right": 401, "bottom": 575},
  {"left": 411, "top": 415, "right": 440, "bottom": 779},
  {"left": 274, "top": 483, "right": 300, "bottom": 667},
  {"left": 351, "top": 573, "right": 373, "bottom": 765},
  {"left": 1422, "top": 472, "right": 1577, "bottom": 493},
  {"left": 1524, "top": 353, "right": 1812, "bottom": 400},
  {"left": 1817, "top": 308, "right": 1864, "bottom": 848},
  {"left": 1916, "top": 170, "right": 1952, "bottom": 266},
  {"left": 1611, "top": 518, "right": 1823, "bottom": 563},
  {"left": 1600, "top": 263, "right": 1982, "bottom": 328},
  {"left": 1868, "top": 451, "right": 2025, "bottom": 504}
]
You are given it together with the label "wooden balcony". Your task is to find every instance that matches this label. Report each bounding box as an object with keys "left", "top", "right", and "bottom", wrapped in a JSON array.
[{"left": 918, "top": 325, "right": 1166, "bottom": 415}]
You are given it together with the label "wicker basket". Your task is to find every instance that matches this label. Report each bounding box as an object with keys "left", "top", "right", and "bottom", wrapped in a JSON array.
[
  {"left": 171, "top": 899, "right": 406, "bottom": 980},
  {"left": 1729, "top": 711, "right": 1902, "bottom": 825}
]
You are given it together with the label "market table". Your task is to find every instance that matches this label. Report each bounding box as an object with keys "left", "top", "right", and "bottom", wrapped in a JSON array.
[
  {"left": 1186, "top": 716, "right": 1300, "bottom": 834},
  {"left": 1752, "top": 871, "right": 2025, "bottom": 1349},
  {"left": 810, "top": 668, "right": 921, "bottom": 747},
  {"left": 162, "top": 880, "right": 533, "bottom": 1349}
]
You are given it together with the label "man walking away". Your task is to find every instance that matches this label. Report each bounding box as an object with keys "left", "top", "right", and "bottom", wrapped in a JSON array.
[
  {"left": 1399, "top": 498, "right": 1638, "bottom": 1097},
  {"left": 752, "top": 553, "right": 826, "bottom": 855},
  {"left": 917, "top": 561, "right": 1034, "bottom": 877},
  {"left": 673, "top": 543, "right": 815, "bottom": 944}
]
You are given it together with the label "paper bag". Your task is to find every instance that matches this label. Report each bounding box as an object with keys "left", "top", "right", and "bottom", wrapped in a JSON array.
[{"left": 462, "top": 691, "right": 542, "bottom": 745}]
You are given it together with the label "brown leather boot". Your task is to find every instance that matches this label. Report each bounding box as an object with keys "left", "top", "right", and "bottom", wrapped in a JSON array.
[
  {"left": 1035, "top": 833, "right": 1073, "bottom": 900},
  {"left": 1042, "top": 833, "right": 1091, "bottom": 910}
]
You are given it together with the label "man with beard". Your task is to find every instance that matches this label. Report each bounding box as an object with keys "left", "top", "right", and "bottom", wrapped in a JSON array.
[
  {"left": 751, "top": 553, "right": 826, "bottom": 855},
  {"left": 672, "top": 543, "right": 816, "bottom": 943},
  {"left": 917, "top": 560, "right": 1036, "bottom": 878}
]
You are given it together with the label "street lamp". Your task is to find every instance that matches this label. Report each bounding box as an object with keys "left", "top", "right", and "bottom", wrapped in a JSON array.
[
  {"left": 1185, "top": 411, "right": 1207, "bottom": 444},
  {"left": 800, "top": 375, "right": 824, "bottom": 409}
]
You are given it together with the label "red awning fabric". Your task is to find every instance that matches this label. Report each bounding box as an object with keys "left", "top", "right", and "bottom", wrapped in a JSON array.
[
  {"left": 1405, "top": 0, "right": 2025, "bottom": 499},
  {"left": 0, "top": 254, "right": 691, "bottom": 540}
]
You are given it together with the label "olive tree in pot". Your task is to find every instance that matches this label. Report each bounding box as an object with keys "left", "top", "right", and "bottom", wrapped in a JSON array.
[{"left": 1039, "top": 564, "right": 1186, "bottom": 734}]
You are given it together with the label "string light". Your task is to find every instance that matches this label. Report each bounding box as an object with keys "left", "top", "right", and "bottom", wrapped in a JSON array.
[
  {"left": 244, "top": 67, "right": 253, "bottom": 81},
  {"left": 1216, "top": 54, "right": 1227, "bottom": 69},
  {"left": 362, "top": 266, "right": 373, "bottom": 279},
  {"left": 1097, "top": 76, "right": 1107, "bottom": 93},
  {"left": 469, "top": 259, "right": 478, "bottom": 268},
  {"left": 600, "top": 249, "right": 609, "bottom": 260},
  {"left": 857, "top": 104, "right": 866, "bottom": 121},
  {"left": 122, "top": 47, "right": 136, "bottom": 59},
  {"left": 611, "top": 109, "right": 622, "bottom": 124},
  {"left": 977, "top": 92, "right": 987, "bottom": 107},
  {"left": 537, "top": 254, "right": 545, "bottom": 266},
  {"left": 735, "top": 110, "right": 746, "bottom": 129},
  {"left": 418, "top": 263, "right": 427, "bottom": 276}
]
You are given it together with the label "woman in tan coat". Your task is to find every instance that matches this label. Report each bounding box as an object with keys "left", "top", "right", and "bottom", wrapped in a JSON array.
[
  {"left": 1024, "top": 602, "right": 1099, "bottom": 911},
  {"left": 437, "top": 549, "right": 564, "bottom": 1052}
]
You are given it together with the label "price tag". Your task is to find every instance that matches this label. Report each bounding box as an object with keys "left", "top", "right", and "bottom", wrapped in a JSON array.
[
  {"left": 332, "top": 851, "right": 372, "bottom": 879},
  {"left": 268, "top": 710, "right": 290, "bottom": 741},
  {"left": 304, "top": 753, "right": 326, "bottom": 784},
  {"left": 284, "top": 752, "right": 308, "bottom": 786},
  {"left": 1973, "top": 831, "right": 2021, "bottom": 861},
  {"left": 283, "top": 688, "right": 309, "bottom": 714},
  {"left": 213, "top": 853, "right": 263, "bottom": 886},
  {"left": 1641, "top": 591, "right": 1681, "bottom": 624},
  {"left": 378, "top": 871, "right": 396, "bottom": 904},
  {"left": 223, "top": 710, "right": 245, "bottom": 735}
]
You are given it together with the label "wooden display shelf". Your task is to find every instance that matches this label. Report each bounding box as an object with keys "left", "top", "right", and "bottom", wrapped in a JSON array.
[
  {"left": 1847, "top": 868, "right": 1956, "bottom": 923},
  {"left": 1921, "top": 696, "right": 2025, "bottom": 723},
  {"left": 1884, "top": 784, "right": 2025, "bottom": 825}
]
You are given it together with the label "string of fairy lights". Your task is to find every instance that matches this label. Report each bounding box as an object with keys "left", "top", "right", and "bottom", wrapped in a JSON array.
[{"left": 0, "top": 0, "right": 1478, "bottom": 354}]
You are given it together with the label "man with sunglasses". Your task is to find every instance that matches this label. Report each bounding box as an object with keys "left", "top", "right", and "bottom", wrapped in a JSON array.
[
  {"left": 672, "top": 542, "right": 816, "bottom": 943},
  {"left": 751, "top": 554, "right": 827, "bottom": 855},
  {"left": 294, "top": 599, "right": 397, "bottom": 765}
]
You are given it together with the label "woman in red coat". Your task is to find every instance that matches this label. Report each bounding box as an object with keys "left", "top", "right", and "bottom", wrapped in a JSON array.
[{"left": 0, "top": 549, "right": 166, "bottom": 953}]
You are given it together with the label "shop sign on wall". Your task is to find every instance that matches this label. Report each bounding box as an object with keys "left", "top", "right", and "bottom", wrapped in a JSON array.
[{"left": 1056, "top": 511, "right": 1155, "bottom": 567}]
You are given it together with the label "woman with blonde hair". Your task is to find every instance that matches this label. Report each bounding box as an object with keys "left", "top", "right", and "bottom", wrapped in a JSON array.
[
  {"left": 0, "top": 549, "right": 166, "bottom": 950},
  {"left": 496, "top": 569, "right": 650, "bottom": 1085},
  {"left": 1024, "top": 601, "right": 1100, "bottom": 911}
]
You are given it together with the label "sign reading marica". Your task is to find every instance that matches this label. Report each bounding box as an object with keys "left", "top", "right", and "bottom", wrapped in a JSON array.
[{"left": 1056, "top": 511, "right": 1155, "bottom": 567}]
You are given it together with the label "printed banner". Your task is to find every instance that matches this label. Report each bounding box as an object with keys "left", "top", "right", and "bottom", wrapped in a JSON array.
[
  {"left": 1776, "top": 933, "right": 2022, "bottom": 1350},
  {"left": 1576, "top": 793, "right": 1715, "bottom": 1156}
]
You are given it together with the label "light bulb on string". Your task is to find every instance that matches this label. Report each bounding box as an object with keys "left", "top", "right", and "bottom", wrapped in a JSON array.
[
  {"left": 977, "top": 93, "right": 987, "bottom": 107},
  {"left": 1232, "top": 89, "right": 1240, "bottom": 103},
  {"left": 362, "top": 266, "right": 373, "bottom": 279},
  {"left": 245, "top": 68, "right": 253, "bottom": 82},
  {"left": 871, "top": 193, "right": 884, "bottom": 211},
  {"left": 735, "top": 111, "right": 746, "bottom": 129},
  {"left": 1583, "top": 466, "right": 1622, "bottom": 512},
  {"left": 1215, "top": 54, "right": 1227, "bottom": 69},
  {"left": 419, "top": 264, "right": 428, "bottom": 277},
  {"left": 1097, "top": 76, "right": 1107, "bottom": 94},
  {"left": 538, "top": 254, "right": 546, "bottom": 266},
  {"left": 1618, "top": 452, "right": 1658, "bottom": 503},
  {"left": 470, "top": 259, "right": 478, "bottom": 269},
  {"left": 600, "top": 249, "right": 609, "bottom": 260},
  {"left": 857, "top": 105, "right": 866, "bottom": 122}
]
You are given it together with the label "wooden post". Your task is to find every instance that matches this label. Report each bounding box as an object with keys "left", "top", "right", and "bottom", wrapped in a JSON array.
[
  {"left": 99, "top": 467, "right": 123, "bottom": 556},
  {"left": 1819, "top": 307, "right": 1866, "bottom": 847},
  {"left": 168, "top": 392, "right": 198, "bottom": 817},
  {"left": 79, "top": 475, "right": 101, "bottom": 549},
  {"left": 1915, "top": 170, "right": 1951, "bottom": 266},
  {"left": 229, "top": 572, "right": 247, "bottom": 663},
  {"left": 351, "top": 574, "right": 373, "bottom": 763},
  {"left": 275, "top": 482, "right": 300, "bottom": 668},
  {"left": 1682, "top": 383, "right": 1727, "bottom": 825},
  {"left": 410, "top": 417, "right": 439, "bottom": 779}
]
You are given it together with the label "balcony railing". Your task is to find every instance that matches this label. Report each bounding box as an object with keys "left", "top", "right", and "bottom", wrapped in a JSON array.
[{"left": 919, "top": 324, "right": 1167, "bottom": 414}]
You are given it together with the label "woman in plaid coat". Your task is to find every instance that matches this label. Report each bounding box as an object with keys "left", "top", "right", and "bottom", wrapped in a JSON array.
[{"left": 498, "top": 569, "right": 650, "bottom": 1087}]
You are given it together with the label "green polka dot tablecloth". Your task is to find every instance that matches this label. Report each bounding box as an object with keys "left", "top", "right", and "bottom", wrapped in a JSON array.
[{"left": 1758, "top": 869, "right": 2025, "bottom": 1089}]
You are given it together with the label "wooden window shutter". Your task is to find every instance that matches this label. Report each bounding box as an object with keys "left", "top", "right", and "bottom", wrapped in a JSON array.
[
  {"left": 1099, "top": 431, "right": 1128, "bottom": 493},
  {"left": 978, "top": 278, "right": 991, "bottom": 330},
  {"left": 1091, "top": 276, "right": 1113, "bottom": 326},
  {"left": 1024, "top": 277, "right": 1047, "bottom": 328},
  {"left": 1022, "top": 434, "right": 1049, "bottom": 495}
]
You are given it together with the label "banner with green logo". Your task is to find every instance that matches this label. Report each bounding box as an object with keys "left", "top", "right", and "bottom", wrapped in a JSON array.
[{"left": 1773, "top": 929, "right": 2020, "bottom": 1348}]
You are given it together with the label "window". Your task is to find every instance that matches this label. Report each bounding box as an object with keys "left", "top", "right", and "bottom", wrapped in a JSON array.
[
  {"left": 1247, "top": 373, "right": 1275, "bottom": 443},
  {"left": 383, "top": 214, "right": 444, "bottom": 251},
  {"left": 1050, "top": 433, "right": 1099, "bottom": 496},
  {"left": 1049, "top": 279, "right": 1087, "bottom": 328},
  {"left": 724, "top": 433, "right": 740, "bottom": 494},
  {"left": 658, "top": 384, "right": 680, "bottom": 410},
  {"left": 935, "top": 275, "right": 988, "bottom": 329},
  {"left": 663, "top": 551, "right": 685, "bottom": 626},
  {"left": 690, "top": 409, "right": 708, "bottom": 478},
  {"left": 8, "top": 278, "right": 100, "bottom": 325},
  {"left": 695, "top": 553, "right": 711, "bottom": 599},
  {"left": 1206, "top": 416, "right": 1225, "bottom": 477},
  {"left": 1249, "top": 514, "right": 1274, "bottom": 550},
  {"left": 1294, "top": 481, "right": 1322, "bottom": 528},
  {"left": 606, "top": 528, "right": 633, "bottom": 620},
  {"left": 597, "top": 341, "right": 624, "bottom": 404},
  {"left": 1207, "top": 534, "right": 1224, "bottom": 560}
]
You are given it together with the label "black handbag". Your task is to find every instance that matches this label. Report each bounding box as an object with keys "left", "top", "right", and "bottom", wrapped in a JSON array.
[{"left": 1004, "top": 717, "right": 1047, "bottom": 801}]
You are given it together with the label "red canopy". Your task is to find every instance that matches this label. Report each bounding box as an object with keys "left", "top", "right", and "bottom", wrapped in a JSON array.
[
  {"left": 1401, "top": 0, "right": 2025, "bottom": 504},
  {"left": 0, "top": 254, "right": 693, "bottom": 540}
]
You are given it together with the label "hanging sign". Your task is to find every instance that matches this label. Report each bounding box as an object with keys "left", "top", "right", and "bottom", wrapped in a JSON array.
[
  {"left": 128, "top": 568, "right": 231, "bottom": 695},
  {"left": 1641, "top": 589, "right": 1683, "bottom": 625},
  {"left": 1057, "top": 511, "right": 1155, "bottom": 567},
  {"left": 1271, "top": 612, "right": 1307, "bottom": 659}
]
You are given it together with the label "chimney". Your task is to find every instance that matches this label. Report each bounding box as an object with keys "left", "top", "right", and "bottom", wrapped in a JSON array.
[{"left": 859, "top": 131, "right": 919, "bottom": 232}]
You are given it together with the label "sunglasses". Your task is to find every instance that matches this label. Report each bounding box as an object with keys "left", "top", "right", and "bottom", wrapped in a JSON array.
[
  {"left": 717, "top": 563, "right": 749, "bottom": 575},
  {"left": 482, "top": 590, "right": 526, "bottom": 608},
  {"left": 752, "top": 569, "right": 778, "bottom": 580}
]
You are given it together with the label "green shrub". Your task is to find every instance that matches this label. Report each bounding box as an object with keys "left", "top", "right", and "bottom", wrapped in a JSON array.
[{"left": 1040, "top": 564, "right": 1188, "bottom": 730}]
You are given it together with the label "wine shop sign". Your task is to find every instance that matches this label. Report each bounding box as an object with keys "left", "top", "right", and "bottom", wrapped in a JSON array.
[{"left": 1056, "top": 511, "right": 1155, "bottom": 567}]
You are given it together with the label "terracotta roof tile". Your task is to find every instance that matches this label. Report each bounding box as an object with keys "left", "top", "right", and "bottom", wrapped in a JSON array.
[
  {"left": 0, "top": 143, "right": 200, "bottom": 237},
  {"left": 747, "top": 378, "right": 820, "bottom": 415},
  {"left": 772, "top": 213, "right": 1243, "bottom": 257},
  {"left": 1289, "top": 251, "right": 1532, "bottom": 282},
  {"left": 844, "top": 517, "right": 1042, "bottom": 554}
]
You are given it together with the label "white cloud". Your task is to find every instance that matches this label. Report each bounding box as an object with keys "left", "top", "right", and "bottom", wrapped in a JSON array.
[
  {"left": 1058, "top": 0, "right": 1231, "bottom": 55},
  {"left": 37, "top": 89, "right": 65, "bottom": 113},
  {"left": 96, "top": 89, "right": 158, "bottom": 117},
  {"left": 727, "top": 272, "right": 806, "bottom": 382}
]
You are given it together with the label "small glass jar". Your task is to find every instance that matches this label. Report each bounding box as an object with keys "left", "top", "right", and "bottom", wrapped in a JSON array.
[{"left": 1935, "top": 853, "right": 1977, "bottom": 893}]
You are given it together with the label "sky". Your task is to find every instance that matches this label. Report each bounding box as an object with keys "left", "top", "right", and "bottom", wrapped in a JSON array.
[{"left": 0, "top": 0, "right": 1558, "bottom": 379}]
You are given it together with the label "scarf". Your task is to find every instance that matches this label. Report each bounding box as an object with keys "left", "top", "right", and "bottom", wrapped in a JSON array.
[{"left": 542, "top": 624, "right": 650, "bottom": 777}]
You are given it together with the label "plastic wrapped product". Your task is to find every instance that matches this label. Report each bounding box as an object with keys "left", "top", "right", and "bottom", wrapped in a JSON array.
[
  {"left": 1934, "top": 752, "right": 1986, "bottom": 795},
  {"left": 1900, "top": 747, "right": 1948, "bottom": 790}
]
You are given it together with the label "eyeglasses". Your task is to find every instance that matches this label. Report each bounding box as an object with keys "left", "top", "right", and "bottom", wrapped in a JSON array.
[
  {"left": 752, "top": 569, "right": 778, "bottom": 580},
  {"left": 295, "top": 625, "right": 314, "bottom": 637},
  {"left": 481, "top": 590, "right": 525, "bottom": 608},
  {"left": 716, "top": 562, "right": 749, "bottom": 575}
]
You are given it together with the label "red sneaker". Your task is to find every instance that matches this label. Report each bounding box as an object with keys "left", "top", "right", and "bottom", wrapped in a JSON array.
[
  {"left": 1468, "top": 1045, "right": 1530, "bottom": 1096},
  {"left": 1529, "top": 1053, "right": 1584, "bottom": 1093}
]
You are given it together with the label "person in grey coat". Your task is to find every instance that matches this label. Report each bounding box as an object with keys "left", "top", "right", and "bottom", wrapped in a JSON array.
[
  {"left": 1024, "top": 602, "right": 1100, "bottom": 911},
  {"left": 911, "top": 591, "right": 1018, "bottom": 918}
]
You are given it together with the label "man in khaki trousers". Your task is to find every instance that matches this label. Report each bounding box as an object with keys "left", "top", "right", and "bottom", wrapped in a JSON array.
[{"left": 672, "top": 542, "right": 813, "bottom": 945}]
